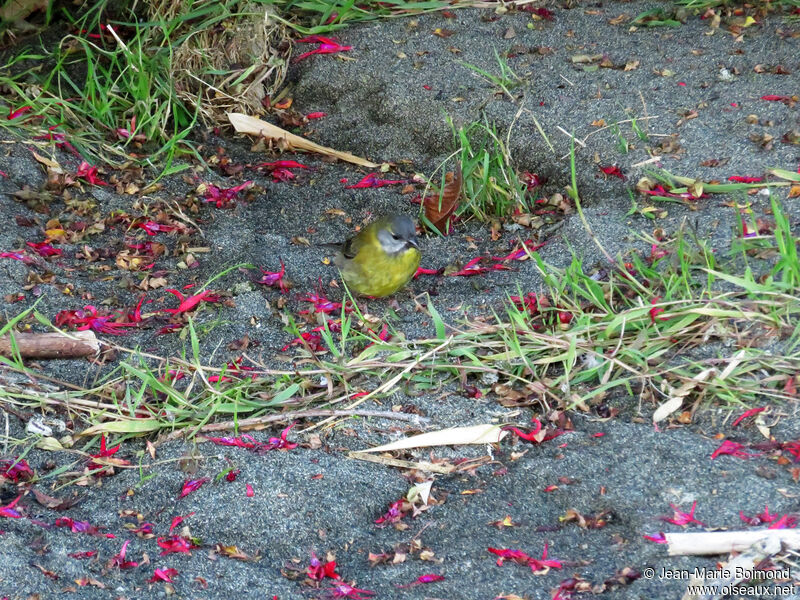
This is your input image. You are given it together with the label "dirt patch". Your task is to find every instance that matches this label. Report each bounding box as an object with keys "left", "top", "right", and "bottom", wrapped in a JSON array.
[{"left": 0, "top": 2, "right": 799, "bottom": 599}]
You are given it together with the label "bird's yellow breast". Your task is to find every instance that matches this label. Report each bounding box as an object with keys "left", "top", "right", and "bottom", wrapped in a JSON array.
[{"left": 339, "top": 246, "right": 420, "bottom": 297}]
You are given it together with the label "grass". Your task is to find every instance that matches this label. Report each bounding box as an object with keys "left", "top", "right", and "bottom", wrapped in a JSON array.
[
  {"left": 3, "top": 142, "right": 800, "bottom": 457},
  {"left": 426, "top": 107, "right": 553, "bottom": 225},
  {"left": 445, "top": 116, "right": 528, "bottom": 221},
  {"left": 2, "top": 1, "right": 800, "bottom": 468},
  {"left": 273, "top": 0, "right": 456, "bottom": 34},
  {"left": 0, "top": 0, "right": 458, "bottom": 175},
  {"left": 672, "top": 0, "right": 800, "bottom": 22},
  {"left": 3, "top": 220, "right": 799, "bottom": 448},
  {"left": 460, "top": 49, "right": 524, "bottom": 101}
]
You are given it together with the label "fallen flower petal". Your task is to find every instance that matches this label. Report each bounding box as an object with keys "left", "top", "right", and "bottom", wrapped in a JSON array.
[
  {"left": 76, "top": 161, "right": 107, "bottom": 186},
  {"left": 299, "top": 287, "right": 351, "bottom": 315},
  {"left": 599, "top": 165, "right": 624, "bottom": 179},
  {"left": 109, "top": 539, "right": 138, "bottom": 569},
  {"left": 55, "top": 305, "right": 138, "bottom": 336},
  {"left": 148, "top": 568, "right": 179, "bottom": 583},
  {"left": 711, "top": 439, "right": 758, "bottom": 459},
  {"left": 728, "top": 175, "right": 763, "bottom": 183},
  {"left": 364, "top": 323, "right": 392, "bottom": 349},
  {"left": 639, "top": 184, "right": 709, "bottom": 201},
  {"left": 326, "top": 582, "right": 375, "bottom": 599},
  {"left": 661, "top": 501, "right": 705, "bottom": 527},
  {"left": 0, "top": 251, "right": 33, "bottom": 263},
  {"left": 504, "top": 418, "right": 543, "bottom": 442},
  {"left": 169, "top": 512, "right": 195, "bottom": 535},
  {"left": 731, "top": 407, "right": 766, "bottom": 427},
  {"left": 129, "top": 522, "right": 154, "bottom": 536},
  {"left": 414, "top": 266, "right": 443, "bottom": 278},
  {"left": 157, "top": 535, "right": 197, "bottom": 555},
  {"left": 374, "top": 499, "right": 408, "bottom": 527},
  {"left": 0, "top": 458, "right": 33, "bottom": 482},
  {"left": 488, "top": 544, "right": 562, "bottom": 573},
  {"left": 7, "top": 105, "right": 32, "bottom": 120},
  {"left": 55, "top": 517, "right": 115, "bottom": 538},
  {"left": 0, "top": 495, "right": 23, "bottom": 519},
  {"left": 650, "top": 243, "right": 669, "bottom": 261},
  {"left": 88, "top": 434, "right": 130, "bottom": 472},
  {"left": 202, "top": 180, "right": 253, "bottom": 209},
  {"left": 761, "top": 94, "right": 794, "bottom": 102},
  {"left": 521, "top": 171, "right": 542, "bottom": 189},
  {"left": 281, "top": 323, "right": 341, "bottom": 352},
  {"left": 649, "top": 296, "right": 666, "bottom": 323},
  {"left": 204, "top": 424, "right": 297, "bottom": 453},
  {"left": 308, "top": 551, "right": 341, "bottom": 581},
  {"left": 26, "top": 241, "right": 62, "bottom": 257},
  {"left": 494, "top": 239, "right": 545, "bottom": 262},
  {"left": 448, "top": 256, "right": 512, "bottom": 277},
  {"left": 134, "top": 221, "right": 178, "bottom": 236},
  {"left": 396, "top": 574, "right": 445, "bottom": 587},
  {"left": 345, "top": 173, "right": 404, "bottom": 189},
  {"left": 294, "top": 35, "right": 352, "bottom": 63},
  {"left": 511, "top": 292, "right": 539, "bottom": 315},
  {"left": 255, "top": 260, "right": 288, "bottom": 293},
  {"left": 178, "top": 477, "right": 209, "bottom": 499},
  {"left": 768, "top": 514, "right": 798, "bottom": 529},
  {"left": 267, "top": 423, "right": 298, "bottom": 451},
  {"left": 740, "top": 505, "right": 779, "bottom": 526},
  {"left": 162, "top": 289, "right": 221, "bottom": 315},
  {"left": 642, "top": 532, "right": 667, "bottom": 543}
]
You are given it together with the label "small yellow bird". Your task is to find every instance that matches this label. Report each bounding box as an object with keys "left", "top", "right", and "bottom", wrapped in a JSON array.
[{"left": 334, "top": 214, "right": 421, "bottom": 297}]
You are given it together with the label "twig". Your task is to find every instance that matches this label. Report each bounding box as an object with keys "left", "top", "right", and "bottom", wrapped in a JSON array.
[
  {"left": 556, "top": 126, "right": 586, "bottom": 147},
  {"left": 0, "top": 330, "right": 99, "bottom": 359},
  {"left": 631, "top": 155, "right": 663, "bottom": 168},
  {"left": 667, "top": 529, "right": 800, "bottom": 556}
]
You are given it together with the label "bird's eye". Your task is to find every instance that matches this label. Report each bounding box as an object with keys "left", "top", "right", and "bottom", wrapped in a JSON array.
[{"left": 391, "top": 233, "right": 400, "bottom": 240}]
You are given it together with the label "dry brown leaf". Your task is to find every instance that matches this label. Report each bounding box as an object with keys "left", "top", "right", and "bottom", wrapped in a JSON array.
[
  {"left": 32, "top": 487, "right": 83, "bottom": 510},
  {"left": 227, "top": 113, "right": 377, "bottom": 168},
  {"left": 424, "top": 166, "right": 462, "bottom": 232},
  {"left": 0, "top": 0, "right": 49, "bottom": 22}
]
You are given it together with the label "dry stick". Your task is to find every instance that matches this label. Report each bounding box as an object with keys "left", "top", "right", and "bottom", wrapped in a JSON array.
[
  {"left": 0, "top": 331, "right": 99, "bottom": 359},
  {"left": 160, "top": 409, "right": 430, "bottom": 442},
  {"left": 630, "top": 155, "right": 662, "bottom": 168},
  {"left": 666, "top": 530, "right": 800, "bottom": 556}
]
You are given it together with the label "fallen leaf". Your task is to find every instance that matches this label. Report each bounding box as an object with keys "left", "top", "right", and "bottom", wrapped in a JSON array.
[
  {"left": 424, "top": 166, "right": 462, "bottom": 232},
  {"left": 361, "top": 424, "right": 506, "bottom": 453},
  {"left": 227, "top": 113, "right": 377, "bottom": 168}
]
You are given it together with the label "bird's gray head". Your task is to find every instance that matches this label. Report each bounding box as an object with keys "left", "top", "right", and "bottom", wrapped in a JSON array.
[{"left": 376, "top": 214, "right": 419, "bottom": 255}]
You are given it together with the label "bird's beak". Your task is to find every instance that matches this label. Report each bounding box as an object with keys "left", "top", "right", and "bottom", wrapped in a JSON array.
[{"left": 407, "top": 237, "right": 419, "bottom": 250}]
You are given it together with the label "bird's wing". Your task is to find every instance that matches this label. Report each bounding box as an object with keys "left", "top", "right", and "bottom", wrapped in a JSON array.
[{"left": 340, "top": 235, "right": 360, "bottom": 260}]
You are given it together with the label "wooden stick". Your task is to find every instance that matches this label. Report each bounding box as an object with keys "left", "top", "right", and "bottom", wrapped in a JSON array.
[
  {"left": 666, "top": 529, "right": 800, "bottom": 556},
  {"left": 0, "top": 331, "right": 99, "bottom": 359}
]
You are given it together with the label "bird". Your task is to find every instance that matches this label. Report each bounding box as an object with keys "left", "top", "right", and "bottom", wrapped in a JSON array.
[{"left": 333, "top": 214, "right": 421, "bottom": 297}]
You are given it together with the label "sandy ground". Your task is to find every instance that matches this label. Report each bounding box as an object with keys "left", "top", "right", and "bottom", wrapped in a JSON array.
[{"left": 1, "top": 2, "right": 800, "bottom": 598}]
